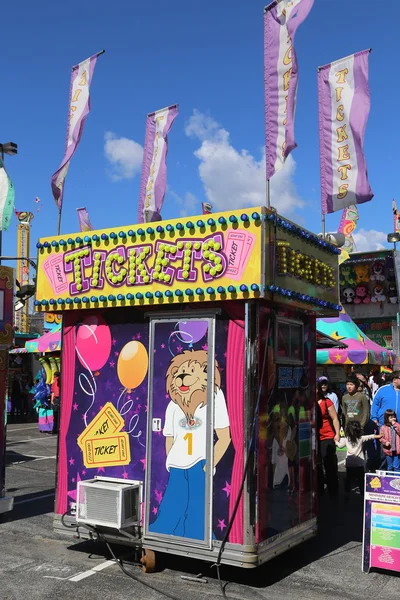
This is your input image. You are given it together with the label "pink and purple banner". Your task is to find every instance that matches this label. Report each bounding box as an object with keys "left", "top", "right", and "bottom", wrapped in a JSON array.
[
  {"left": 318, "top": 49, "right": 373, "bottom": 215},
  {"left": 138, "top": 105, "right": 178, "bottom": 223},
  {"left": 52, "top": 52, "right": 102, "bottom": 212},
  {"left": 77, "top": 207, "right": 93, "bottom": 232},
  {"left": 393, "top": 200, "right": 400, "bottom": 234},
  {"left": 338, "top": 204, "right": 358, "bottom": 254},
  {"left": 264, "top": 0, "right": 314, "bottom": 181}
]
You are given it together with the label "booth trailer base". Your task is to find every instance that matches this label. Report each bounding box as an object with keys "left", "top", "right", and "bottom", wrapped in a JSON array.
[{"left": 54, "top": 514, "right": 317, "bottom": 569}]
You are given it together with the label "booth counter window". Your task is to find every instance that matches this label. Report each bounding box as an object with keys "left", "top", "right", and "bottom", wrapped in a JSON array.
[{"left": 275, "top": 318, "right": 304, "bottom": 365}]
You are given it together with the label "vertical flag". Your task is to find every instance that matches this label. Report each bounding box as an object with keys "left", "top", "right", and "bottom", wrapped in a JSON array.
[
  {"left": 77, "top": 207, "right": 93, "bottom": 232},
  {"left": 51, "top": 52, "right": 103, "bottom": 215},
  {"left": 338, "top": 204, "right": 358, "bottom": 255},
  {"left": 264, "top": 0, "right": 314, "bottom": 180},
  {"left": 202, "top": 202, "right": 213, "bottom": 215},
  {"left": 0, "top": 158, "right": 15, "bottom": 231},
  {"left": 138, "top": 105, "right": 178, "bottom": 223},
  {"left": 393, "top": 200, "right": 400, "bottom": 234},
  {"left": 318, "top": 49, "right": 373, "bottom": 214}
]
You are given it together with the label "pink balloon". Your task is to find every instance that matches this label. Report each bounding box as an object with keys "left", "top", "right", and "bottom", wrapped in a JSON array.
[{"left": 76, "top": 315, "right": 112, "bottom": 372}]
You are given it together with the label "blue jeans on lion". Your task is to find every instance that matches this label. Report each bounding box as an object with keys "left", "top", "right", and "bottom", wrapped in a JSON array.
[{"left": 149, "top": 460, "right": 206, "bottom": 540}]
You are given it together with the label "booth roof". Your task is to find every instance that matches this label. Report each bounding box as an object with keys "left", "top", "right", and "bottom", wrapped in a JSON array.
[
  {"left": 10, "top": 324, "right": 61, "bottom": 354},
  {"left": 316, "top": 311, "right": 394, "bottom": 366}
]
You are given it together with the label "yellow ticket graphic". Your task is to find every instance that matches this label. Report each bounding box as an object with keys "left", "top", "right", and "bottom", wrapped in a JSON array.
[
  {"left": 83, "top": 432, "right": 131, "bottom": 468},
  {"left": 78, "top": 402, "right": 124, "bottom": 450}
]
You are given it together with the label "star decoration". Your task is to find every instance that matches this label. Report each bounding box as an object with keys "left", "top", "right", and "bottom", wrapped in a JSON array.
[
  {"left": 122, "top": 470, "right": 128, "bottom": 480},
  {"left": 177, "top": 345, "right": 183, "bottom": 353},
  {"left": 82, "top": 470, "right": 86, "bottom": 476},
  {"left": 152, "top": 506, "right": 158, "bottom": 515},
  {"left": 217, "top": 519, "right": 226, "bottom": 531},
  {"left": 114, "top": 351, "right": 119, "bottom": 356},
  {"left": 334, "top": 353, "right": 342, "bottom": 362},
  {"left": 137, "top": 333, "right": 141, "bottom": 340},
  {"left": 140, "top": 458, "right": 146, "bottom": 470},
  {"left": 97, "top": 467, "right": 105, "bottom": 473},
  {"left": 109, "top": 361, "right": 115, "bottom": 368},
  {"left": 69, "top": 457, "right": 75, "bottom": 466},
  {"left": 222, "top": 482, "right": 231, "bottom": 497},
  {"left": 73, "top": 403, "right": 79, "bottom": 411},
  {"left": 202, "top": 344, "right": 208, "bottom": 351},
  {"left": 161, "top": 344, "right": 165, "bottom": 349},
  {"left": 112, "top": 339, "right": 117, "bottom": 346}
]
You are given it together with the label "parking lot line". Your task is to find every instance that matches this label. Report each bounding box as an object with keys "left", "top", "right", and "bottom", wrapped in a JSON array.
[
  {"left": 7, "top": 426, "right": 39, "bottom": 433},
  {"left": 7, "top": 437, "right": 58, "bottom": 444},
  {"left": 68, "top": 560, "right": 115, "bottom": 582}
]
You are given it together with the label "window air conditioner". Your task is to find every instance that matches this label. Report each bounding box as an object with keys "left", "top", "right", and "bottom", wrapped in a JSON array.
[{"left": 76, "top": 477, "right": 142, "bottom": 530}]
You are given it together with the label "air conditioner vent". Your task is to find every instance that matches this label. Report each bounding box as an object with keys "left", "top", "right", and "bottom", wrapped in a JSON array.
[{"left": 76, "top": 478, "right": 142, "bottom": 530}]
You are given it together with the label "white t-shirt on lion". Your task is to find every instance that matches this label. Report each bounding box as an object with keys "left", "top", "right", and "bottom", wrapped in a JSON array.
[{"left": 163, "top": 387, "right": 229, "bottom": 471}]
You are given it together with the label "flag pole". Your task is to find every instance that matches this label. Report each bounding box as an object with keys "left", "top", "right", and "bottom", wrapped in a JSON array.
[
  {"left": 57, "top": 207, "right": 62, "bottom": 236},
  {"left": 267, "top": 178, "right": 271, "bottom": 210}
]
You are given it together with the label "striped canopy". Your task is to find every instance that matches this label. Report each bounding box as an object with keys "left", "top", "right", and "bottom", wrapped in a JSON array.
[
  {"left": 10, "top": 324, "right": 61, "bottom": 354},
  {"left": 317, "top": 312, "right": 394, "bottom": 366}
]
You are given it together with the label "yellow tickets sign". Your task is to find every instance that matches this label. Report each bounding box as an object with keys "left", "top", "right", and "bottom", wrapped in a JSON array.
[
  {"left": 35, "top": 207, "right": 264, "bottom": 310},
  {"left": 83, "top": 433, "right": 131, "bottom": 468},
  {"left": 77, "top": 402, "right": 124, "bottom": 450}
]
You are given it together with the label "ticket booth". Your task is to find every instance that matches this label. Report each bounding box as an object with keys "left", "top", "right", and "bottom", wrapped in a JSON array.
[{"left": 34, "top": 207, "right": 340, "bottom": 568}]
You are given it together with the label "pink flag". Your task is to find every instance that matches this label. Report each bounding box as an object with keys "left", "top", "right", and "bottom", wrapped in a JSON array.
[
  {"left": 138, "top": 105, "right": 178, "bottom": 223},
  {"left": 77, "top": 207, "right": 93, "bottom": 232},
  {"left": 318, "top": 49, "right": 373, "bottom": 214},
  {"left": 51, "top": 52, "right": 103, "bottom": 213},
  {"left": 393, "top": 200, "right": 400, "bottom": 234},
  {"left": 264, "top": 0, "right": 314, "bottom": 180}
]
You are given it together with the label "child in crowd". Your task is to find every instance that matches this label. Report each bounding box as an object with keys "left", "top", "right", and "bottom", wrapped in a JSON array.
[
  {"left": 342, "top": 377, "right": 370, "bottom": 431},
  {"left": 379, "top": 409, "right": 400, "bottom": 472},
  {"left": 335, "top": 420, "right": 381, "bottom": 497}
]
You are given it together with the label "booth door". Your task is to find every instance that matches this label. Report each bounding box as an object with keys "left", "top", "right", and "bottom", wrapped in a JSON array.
[{"left": 144, "top": 316, "right": 216, "bottom": 548}]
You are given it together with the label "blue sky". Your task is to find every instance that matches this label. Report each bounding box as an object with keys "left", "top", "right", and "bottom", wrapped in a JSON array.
[{"left": 1, "top": 0, "right": 398, "bottom": 265}]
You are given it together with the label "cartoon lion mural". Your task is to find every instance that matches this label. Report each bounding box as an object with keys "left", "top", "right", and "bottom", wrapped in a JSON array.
[
  {"left": 165, "top": 349, "right": 221, "bottom": 424},
  {"left": 149, "top": 348, "right": 230, "bottom": 541}
]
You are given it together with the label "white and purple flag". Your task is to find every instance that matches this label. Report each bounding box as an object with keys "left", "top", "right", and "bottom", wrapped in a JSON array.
[
  {"left": 264, "top": 0, "right": 314, "bottom": 180},
  {"left": 318, "top": 49, "right": 373, "bottom": 215},
  {"left": 77, "top": 207, "right": 93, "bottom": 232},
  {"left": 138, "top": 104, "right": 178, "bottom": 223},
  {"left": 52, "top": 52, "right": 102, "bottom": 212}
]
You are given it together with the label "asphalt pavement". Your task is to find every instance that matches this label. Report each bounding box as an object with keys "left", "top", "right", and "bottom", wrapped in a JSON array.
[{"left": 0, "top": 423, "right": 399, "bottom": 600}]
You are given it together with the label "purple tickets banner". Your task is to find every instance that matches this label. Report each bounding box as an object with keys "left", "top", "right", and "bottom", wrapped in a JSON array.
[
  {"left": 318, "top": 50, "right": 374, "bottom": 215},
  {"left": 138, "top": 105, "right": 178, "bottom": 223},
  {"left": 52, "top": 53, "right": 101, "bottom": 211},
  {"left": 264, "top": 0, "right": 314, "bottom": 180},
  {"left": 77, "top": 207, "right": 94, "bottom": 232}
]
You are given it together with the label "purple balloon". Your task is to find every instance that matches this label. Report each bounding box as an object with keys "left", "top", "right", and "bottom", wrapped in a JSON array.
[{"left": 177, "top": 320, "right": 208, "bottom": 344}]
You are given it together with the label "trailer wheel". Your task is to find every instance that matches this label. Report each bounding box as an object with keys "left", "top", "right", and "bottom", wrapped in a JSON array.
[{"left": 141, "top": 548, "right": 156, "bottom": 573}]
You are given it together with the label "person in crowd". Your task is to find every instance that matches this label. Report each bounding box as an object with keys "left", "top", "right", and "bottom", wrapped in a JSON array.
[
  {"left": 368, "top": 369, "right": 379, "bottom": 397},
  {"left": 50, "top": 371, "right": 61, "bottom": 435},
  {"left": 317, "top": 377, "right": 339, "bottom": 414},
  {"left": 354, "top": 371, "right": 372, "bottom": 403},
  {"left": 10, "top": 374, "right": 23, "bottom": 421},
  {"left": 379, "top": 409, "right": 400, "bottom": 473},
  {"left": 371, "top": 371, "right": 400, "bottom": 427},
  {"left": 317, "top": 385, "right": 340, "bottom": 497},
  {"left": 342, "top": 377, "right": 370, "bottom": 431},
  {"left": 335, "top": 420, "right": 381, "bottom": 498}
]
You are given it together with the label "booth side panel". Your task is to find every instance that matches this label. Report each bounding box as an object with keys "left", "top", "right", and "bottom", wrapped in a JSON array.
[
  {"left": 257, "top": 306, "right": 317, "bottom": 545},
  {"left": 55, "top": 309, "right": 148, "bottom": 517}
]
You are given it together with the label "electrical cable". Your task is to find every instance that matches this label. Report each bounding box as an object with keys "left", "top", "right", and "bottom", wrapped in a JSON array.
[
  {"left": 212, "top": 318, "right": 273, "bottom": 599},
  {"left": 98, "top": 532, "right": 184, "bottom": 600},
  {"left": 61, "top": 508, "right": 78, "bottom": 529}
]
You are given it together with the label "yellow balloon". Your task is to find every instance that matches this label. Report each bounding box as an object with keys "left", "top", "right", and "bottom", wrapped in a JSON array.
[{"left": 117, "top": 341, "right": 148, "bottom": 391}]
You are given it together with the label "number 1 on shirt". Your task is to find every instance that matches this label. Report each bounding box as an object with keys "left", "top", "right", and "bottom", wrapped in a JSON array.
[{"left": 184, "top": 432, "right": 193, "bottom": 455}]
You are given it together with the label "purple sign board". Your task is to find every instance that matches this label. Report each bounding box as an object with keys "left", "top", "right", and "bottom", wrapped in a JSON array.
[{"left": 363, "top": 472, "right": 400, "bottom": 573}]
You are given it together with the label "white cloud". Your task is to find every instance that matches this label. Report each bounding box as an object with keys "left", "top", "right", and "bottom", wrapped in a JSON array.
[
  {"left": 185, "top": 110, "right": 304, "bottom": 216},
  {"left": 353, "top": 228, "right": 388, "bottom": 251},
  {"left": 167, "top": 187, "right": 198, "bottom": 217},
  {"left": 104, "top": 132, "right": 143, "bottom": 181}
]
